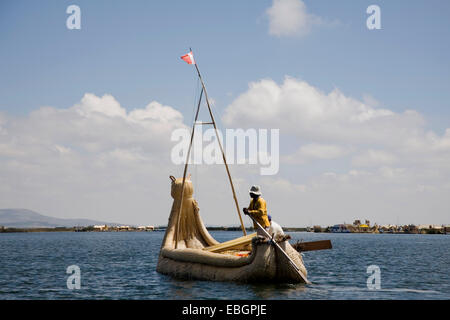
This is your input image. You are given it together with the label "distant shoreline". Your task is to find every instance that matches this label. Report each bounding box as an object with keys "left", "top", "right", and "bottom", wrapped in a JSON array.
[
  {"left": 0, "top": 225, "right": 448, "bottom": 235},
  {"left": 0, "top": 226, "right": 304, "bottom": 233}
]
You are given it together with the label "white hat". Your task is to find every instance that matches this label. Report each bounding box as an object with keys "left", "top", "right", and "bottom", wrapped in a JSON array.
[{"left": 249, "top": 185, "right": 261, "bottom": 196}]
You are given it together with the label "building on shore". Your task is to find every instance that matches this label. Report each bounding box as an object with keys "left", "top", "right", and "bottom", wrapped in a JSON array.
[
  {"left": 137, "top": 226, "right": 155, "bottom": 231},
  {"left": 351, "top": 219, "right": 373, "bottom": 233},
  {"left": 403, "top": 225, "right": 419, "bottom": 234},
  {"left": 330, "top": 224, "right": 350, "bottom": 233},
  {"left": 323, "top": 221, "right": 447, "bottom": 234},
  {"left": 359, "top": 224, "right": 370, "bottom": 232},
  {"left": 313, "top": 225, "right": 323, "bottom": 233},
  {"left": 417, "top": 225, "right": 445, "bottom": 234}
]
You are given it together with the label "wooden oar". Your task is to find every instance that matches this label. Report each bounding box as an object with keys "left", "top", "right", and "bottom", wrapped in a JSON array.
[
  {"left": 247, "top": 215, "right": 310, "bottom": 284},
  {"left": 292, "top": 240, "right": 332, "bottom": 252}
]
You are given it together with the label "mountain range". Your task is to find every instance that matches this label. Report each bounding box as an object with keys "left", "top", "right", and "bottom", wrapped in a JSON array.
[{"left": 0, "top": 208, "right": 120, "bottom": 228}]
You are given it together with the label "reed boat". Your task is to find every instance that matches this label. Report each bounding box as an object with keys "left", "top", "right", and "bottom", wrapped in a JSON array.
[
  {"left": 156, "top": 50, "right": 309, "bottom": 283},
  {"left": 156, "top": 176, "right": 308, "bottom": 283}
]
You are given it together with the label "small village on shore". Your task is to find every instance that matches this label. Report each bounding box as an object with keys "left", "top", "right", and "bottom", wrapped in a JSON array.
[{"left": 311, "top": 220, "right": 450, "bottom": 234}]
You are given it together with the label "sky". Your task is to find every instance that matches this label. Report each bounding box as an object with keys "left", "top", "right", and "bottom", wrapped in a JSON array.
[{"left": 0, "top": 0, "right": 449, "bottom": 227}]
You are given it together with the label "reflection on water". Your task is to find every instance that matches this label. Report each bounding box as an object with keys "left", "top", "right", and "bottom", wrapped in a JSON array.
[
  {"left": 0, "top": 231, "right": 448, "bottom": 299},
  {"left": 168, "top": 278, "right": 198, "bottom": 299},
  {"left": 248, "top": 283, "right": 308, "bottom": 299}
]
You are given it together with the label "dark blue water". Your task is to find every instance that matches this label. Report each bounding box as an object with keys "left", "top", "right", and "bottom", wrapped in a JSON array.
[{"left": 0, "top": 231, "right": 448, "bottom": 299}]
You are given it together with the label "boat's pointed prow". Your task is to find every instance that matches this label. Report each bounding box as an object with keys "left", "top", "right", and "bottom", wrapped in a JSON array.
[{"left": 159, "top": 176, "right": 219, "bottom": 251}]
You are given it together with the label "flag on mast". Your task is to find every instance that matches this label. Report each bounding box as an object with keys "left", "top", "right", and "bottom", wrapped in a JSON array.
[{"left": 181, "top": 51, "right": 196, "bottom": 65}]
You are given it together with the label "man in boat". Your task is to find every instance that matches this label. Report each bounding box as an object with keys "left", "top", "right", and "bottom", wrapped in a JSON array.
[{"left": 243, "top": 185, "right": 271, "bottom": 237}]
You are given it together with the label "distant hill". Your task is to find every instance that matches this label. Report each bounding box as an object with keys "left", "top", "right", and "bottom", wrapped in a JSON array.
[{"left": 0, "top": 209, "right": 121, "bottom": 228}]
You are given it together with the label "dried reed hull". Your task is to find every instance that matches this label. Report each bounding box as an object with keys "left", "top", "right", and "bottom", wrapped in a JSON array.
[{"left": 156, "top": 177, "right": 308, "bottom": 283}]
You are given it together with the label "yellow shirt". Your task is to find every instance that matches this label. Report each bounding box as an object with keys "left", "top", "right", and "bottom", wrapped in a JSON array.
[{"left": 248, "top": 197, "right": 270, "bottom": 229}]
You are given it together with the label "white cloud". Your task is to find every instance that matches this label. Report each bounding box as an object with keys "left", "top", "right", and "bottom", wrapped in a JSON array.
[
  {"left": 0, "top": 94, "right": 186, "bottom": 225},
  {"left": 352, "top": 149, "right": 398, "bottom": 167},
  {"left": 222, "top": 76, "right": 450, "bottom": 225},
  {"left": 257, "top": 166, "right": 449, "bottom": 226},
  {"left": 362, "top": 94, "right": 381, "bottom": 108},
  {"left": 54, "top": 145, "right": 72, "bottom": 155},
  {"left": 0, "top": 113, "right": 6, "bottom": 135},
  {"left": 283, "top": 143, "right": 348, "bottom": 164},
  {"left": 223, "top": 77, "right": 425, "bottom": 147},
  {"left": 266, "top": 0, "right": 322, "bottom": 37},
  {"left": 378, "top": 166, "right": 406, "bottom": 179},
  {"left": 429, "top": 128, "right": 450, "bottom": 151},
  {"left": 128, "top": 101, "right": 183, "bottom": 124},
  {"left": 74, "top": 93, "right": 126, "bottom": 118}
]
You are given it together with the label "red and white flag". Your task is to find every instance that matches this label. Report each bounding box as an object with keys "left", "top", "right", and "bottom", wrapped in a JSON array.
[{"left": 181, "top": 51, "right": 196, "bottom": 65}]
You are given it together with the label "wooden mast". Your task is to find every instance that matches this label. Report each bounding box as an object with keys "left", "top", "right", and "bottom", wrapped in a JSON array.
[
  {"left": 175, "top": 51, "right": 246, "bottom": 248},
  {"left": 175, "top": 88, "right": 203, "bottom": 248},
  {"left": 193, "top": 62, "right": 247, "bottom": 236}
]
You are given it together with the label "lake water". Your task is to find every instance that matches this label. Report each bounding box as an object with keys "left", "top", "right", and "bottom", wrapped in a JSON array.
[{"left": 0, "top": 231, "right": 448, "bottom": 300}]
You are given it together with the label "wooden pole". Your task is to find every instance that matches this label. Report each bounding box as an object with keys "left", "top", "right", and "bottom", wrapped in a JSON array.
[
  {"left": 194, "top": 63, "right": 247, "bottom": 236},
  {"left": 175, "top": 88, "right": 203, "bottom": 248}
]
